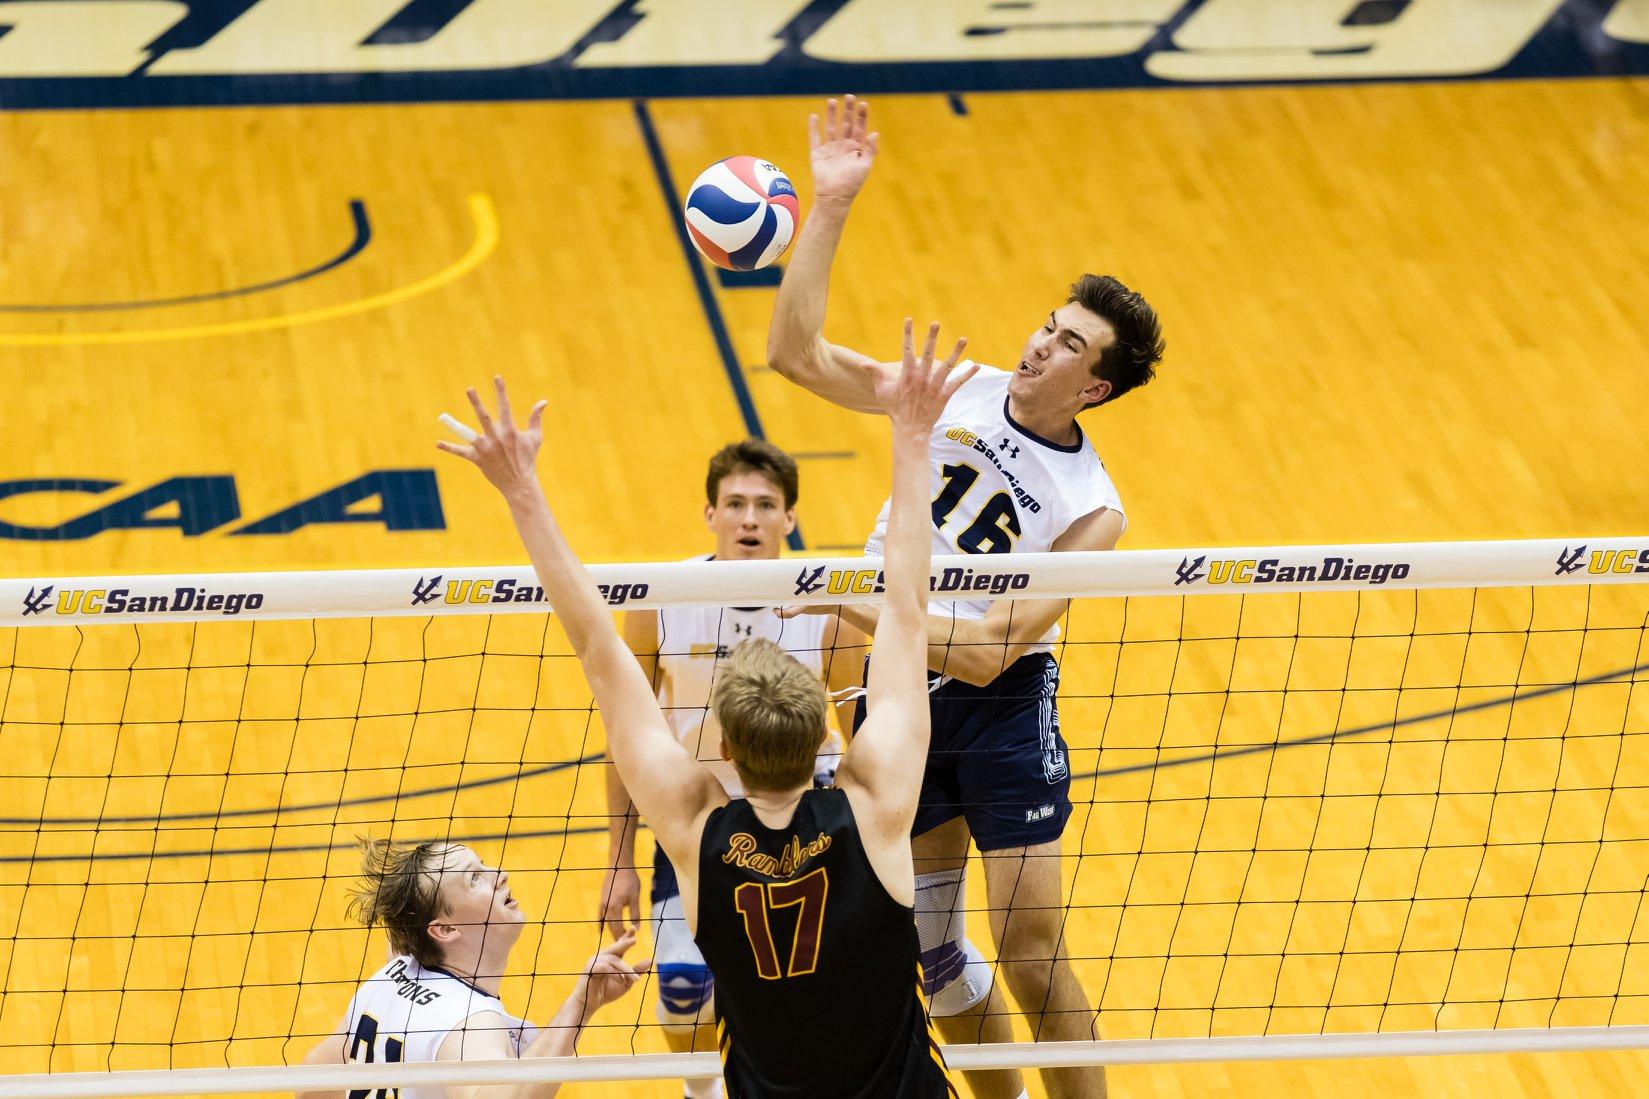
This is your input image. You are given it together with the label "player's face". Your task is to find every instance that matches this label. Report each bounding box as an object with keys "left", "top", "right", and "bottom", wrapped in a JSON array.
[
  {"left": 436, "top": 846, "right": 525, "bottom": 940},
  {"left": 705, "top": 471, "right": 795, "bottom": 560},
  {"left": 1012, "top": 302, "right": 1116, "bottom": 409}
]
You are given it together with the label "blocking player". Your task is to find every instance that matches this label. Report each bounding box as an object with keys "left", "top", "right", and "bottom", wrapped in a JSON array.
[
  {"left": 766, "top": 96, "right": 1166, "bottom": 1099},
  {"left": 440, "top": 322, "right": 969, "bottom": 1096},
  {"left": 298, "top": 839, "right": 647, "bottom": 1099},
  {"left": 598, "top": 438, "right": 865, "bottom": 1098}
]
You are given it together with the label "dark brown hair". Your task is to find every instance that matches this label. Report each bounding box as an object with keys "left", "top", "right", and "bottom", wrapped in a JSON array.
[
  {"left": 1070, "top": 274, "right": 1165, "bottom": 408},
  {"left": 346, "top": 838, "right": 455, "bottom": 969},
  {"left": 705, "top": 439, "right": 799, "bottom": 509},
  {"left": 713, "top": 639, "right": 827, "bottom": 791}
]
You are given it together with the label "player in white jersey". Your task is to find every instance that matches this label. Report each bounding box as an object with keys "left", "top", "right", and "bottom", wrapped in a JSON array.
[
  {"left": 597, "top": 439, "right": 865, "bottom": 1099},
  {"left": 299, "top": 838, "right": 645, "bottom": 1099},
  {"left": 767, "top": 97, "right": 1165, "bottom": 1099}
]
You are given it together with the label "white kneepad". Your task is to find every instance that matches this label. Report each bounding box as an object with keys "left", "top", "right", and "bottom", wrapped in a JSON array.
[
  {"left": 652, "top": 892, "right": 715, "bottom": 1028},
  {"left": 914, "top": 867, "right": 994, "bottom": 1017}
]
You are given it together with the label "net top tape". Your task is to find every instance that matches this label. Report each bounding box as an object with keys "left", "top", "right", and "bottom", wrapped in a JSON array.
[{"left": 2, "top": 537, "right": 1645, "bottom": 627}]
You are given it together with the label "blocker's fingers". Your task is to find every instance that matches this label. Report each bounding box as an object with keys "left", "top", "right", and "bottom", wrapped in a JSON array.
[
  {"left": 808, "top": 113, "right": 821, "bottom": 149},
  {"left": 438, "top": 413, "right": 479, "bottom": 443},
  {"left": 901, "top": 316, "right": 915, "bottom": 362},
  {"left": 435, "top": 440, "right": 476, "bottom": 461},
  {"left": 921, "top": 321, "right": 940, "bottom": 367},
  {"left": 824, "top": 97, "right": 838, "bottom": 140},
  {"left": 943, "top": 337, "right": 969, "bottom": 370},
  {"left": 493, "top": 375, "right": 513, "bottom": 426},
  {"left": 527, "top": 399, "right": 547, "bottom": 434},
  {"left": 466, "top": 387, "right": 495, "bottom": 435}
]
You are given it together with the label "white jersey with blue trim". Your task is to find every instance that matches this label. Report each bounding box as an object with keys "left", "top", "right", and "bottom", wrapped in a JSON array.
[
  {"left": 865, "top": 363, "right": 1124, "bottom": 630},
  {"left": 340, "top": 955, "right": 537, "bottom": 1097},
  {"left": 655, "top": 556, "right": 840, "bottom": 797}
]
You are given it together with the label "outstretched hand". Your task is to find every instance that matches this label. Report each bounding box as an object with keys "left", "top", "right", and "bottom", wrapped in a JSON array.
[
  {"left": 863, "top": 319, "right": 975, "bottom": 436},
  {"left": 809, "top": 94, "right": 878, "bottom": 203},
  {"left": 573, "top": 928, "right": 651, "bottom": 1022},
  {"left": 436, "top": 375, "right": 548, "bottom": 499}
]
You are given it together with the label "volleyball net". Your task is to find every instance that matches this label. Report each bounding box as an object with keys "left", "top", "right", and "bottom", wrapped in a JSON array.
[{"left": 1, "top": 537, "right": 1647, "bottom": 1095}]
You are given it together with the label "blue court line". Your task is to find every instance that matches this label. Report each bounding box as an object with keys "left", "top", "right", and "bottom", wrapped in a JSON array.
[
  {"left": 1087, "top": 658, "right": 1649, "bottom": 779},
  {"left": 716, "top": 266, "right": 785, "bottom": 290},
  {"left": 630, "top": 98, "right": 805, "bottom": 553},
  {"left": 1, "top": 753, "right": 604, "bottom": 829},
  {"left": 0, "top": 199, "right": 371, "bottom": 313},
  {"left": 10, "top": 661, "right": 1642, "bottom": 863},
  {"left": 3, "top": 822, "right": 610, "bottom": 866}
]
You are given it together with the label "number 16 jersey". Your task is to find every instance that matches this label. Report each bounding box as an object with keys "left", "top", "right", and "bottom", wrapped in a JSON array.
[{"left": 864, "top": 363, "right": 1125, "bottom": 630}]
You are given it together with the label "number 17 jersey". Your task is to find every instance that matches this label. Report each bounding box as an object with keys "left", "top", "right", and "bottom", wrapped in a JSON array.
[
  {"left": 694, "top": 788, "right": 955, "bottom": 1098},
  {"left": 865, "top": 363, "right": 1125, "bottom": 625}
]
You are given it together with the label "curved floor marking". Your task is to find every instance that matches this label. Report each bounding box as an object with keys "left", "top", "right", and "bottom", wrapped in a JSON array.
[
  {"left": 0, "top": 200, "right": 372, "bottom": 313},
  {"left": 7, "top": 661, "right": 1643, "bottom": 863},
  {"left": 0, "top": 193, "right": 496, "bottom": 346}
]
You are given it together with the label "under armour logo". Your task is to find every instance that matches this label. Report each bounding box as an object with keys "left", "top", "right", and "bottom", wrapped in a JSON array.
[
  {"left": 1174, "top": 556, "right": 1206, "bottom": 586},
  {"left": 1555, "top": 546, "right": 1587, "bottom": 576},
  {"left": 411, "top": 575, "right": 443, "bottom": 605},
  {"left": 793, "top": 565, "right": 826, "bottom": 596},
  {"left": 998, "top": 437, "right": 1020, "bottom": 459},
  {"left": 731, "top": 621, "right": 753, "bottom": 637},
  {"left": 22, "top": 585, "right": 53, "bottom": 616}
]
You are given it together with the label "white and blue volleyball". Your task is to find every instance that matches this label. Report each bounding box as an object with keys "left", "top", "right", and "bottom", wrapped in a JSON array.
[{"left": 683, "top": 156, "right": 799, "bottom": 271}]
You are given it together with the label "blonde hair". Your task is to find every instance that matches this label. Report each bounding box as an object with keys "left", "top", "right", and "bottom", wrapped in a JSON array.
[
  {"left": 345, "top": 838, "right": 457, "bottom": 968},
  {"left": 712, "top": 638, "right": 827, "bottom": 792}
]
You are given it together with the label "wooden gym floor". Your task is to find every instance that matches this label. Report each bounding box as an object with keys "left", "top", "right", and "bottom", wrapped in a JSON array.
[{"left": 3, "top": 72, "right": 1649, "bottom": 1099}]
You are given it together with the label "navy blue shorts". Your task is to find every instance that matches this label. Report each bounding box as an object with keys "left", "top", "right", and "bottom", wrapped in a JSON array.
[
  {"left": 854, "top": 651, "right": 1071, "bottom": 851},
  {"left": 651, "top": 840, "right": 680, "bottom": 905}
]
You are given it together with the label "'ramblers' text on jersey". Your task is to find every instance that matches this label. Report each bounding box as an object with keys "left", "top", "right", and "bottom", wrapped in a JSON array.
[
  {"left": 339, "top": 956, "right": 537, "bottom": 1099},
  {"left": 866, "top": 364, "right": 1124, "bottom": 626},
  {"left": 655, "top": 558, "right": 841, "bottom": 796}
]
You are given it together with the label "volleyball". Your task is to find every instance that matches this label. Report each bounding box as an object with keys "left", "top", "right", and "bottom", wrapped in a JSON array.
[{"left": 683, "top": 156, "right": 799, "bottom": 271}]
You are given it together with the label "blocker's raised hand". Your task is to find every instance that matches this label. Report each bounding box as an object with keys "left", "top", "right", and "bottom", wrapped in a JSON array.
[
  {"left": 862, "top": 318, "right": 975, "bottom": 435},
  {"left": 436, "top": 375, "right": 548, "bottom": 499}
]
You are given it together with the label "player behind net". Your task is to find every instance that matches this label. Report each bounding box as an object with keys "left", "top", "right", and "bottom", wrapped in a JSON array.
[
  {"left": 298, "top": 839, "right": 647, "bottom": 1098},
  {"left": 767, "top": 96, "right": 1166, "bottom": 1099},
  {"left": 440, "top": 321, "right": 971, "bottom": 1096},
  {"left": 600, "top": 438, "right": 865, "bottom": 1099}
]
